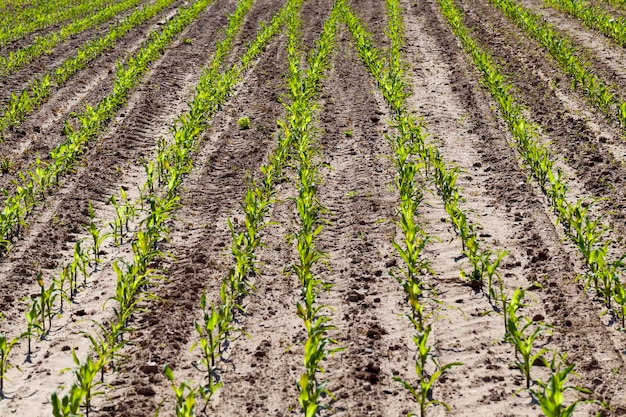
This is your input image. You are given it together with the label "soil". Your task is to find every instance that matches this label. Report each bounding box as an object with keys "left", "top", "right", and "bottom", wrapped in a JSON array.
[{"left": 3, "top": 0, "right": 626, "bottom": 415}]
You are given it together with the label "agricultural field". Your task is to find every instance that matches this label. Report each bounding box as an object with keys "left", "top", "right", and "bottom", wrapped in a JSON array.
[{"left": 4, "top": 0, "right": 626, "bottom": 415}]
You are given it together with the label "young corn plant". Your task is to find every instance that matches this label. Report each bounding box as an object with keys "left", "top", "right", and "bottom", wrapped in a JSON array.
[
  {"left": 506, "top": 288, "right": 551, "bottom": 388},
  {"left": 164, "top": 364, "right": 199, "bottom": 417},
  {"left": 190, "top": 291, "right": 226, "bottom": 401},
  {"left": 0, "top": 334, "right": 19, "bottom": 398},
  {"left": 51, "top": 385, "right": 82, "bottom": 417},
  {"left": 73, "top": 239, "right": 89, "bottom": 288},
  {"left": 69, "top": 350, "right": 104, "bottom": 417},
  {"left": 394, "top": 318, "right": 462, "bottom": 417},
  {"left": 174, "top": 0, "right": 309, "bottom": 411},
  {"left": 83, "top": 320, "right": 125, "bottom": 383},
  {"left": 613, "top": 284, "right": 626, "bottom": 329},
  {"left": 85, "top": 202, "right": 107, "bottom": 270},
  {"left": 22, "top": 299, "right": 42, "bottom": 361},
  {"left": 36, "top": 272, "right": 57, "bottom": 336},
  {"left": 528, "top": 351, "right": 592, "bottom": 417}
]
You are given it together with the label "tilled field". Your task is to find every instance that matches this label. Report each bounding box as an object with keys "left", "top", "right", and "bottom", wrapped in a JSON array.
[{"left": 2, "top": 0, "right": 626, "bottom": 416}]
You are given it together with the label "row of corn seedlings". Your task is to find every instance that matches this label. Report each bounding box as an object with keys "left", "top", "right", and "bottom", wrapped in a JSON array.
[
  {"left": 0, "top": 0, "right": 36, "bottom": 15},
  {"left": 484, "top": 0, "right": 626, "bottom": 130},
  {"left": 505, "top": 286, "right": 592, "bottom": 414},
  {"left": 545, "top": 0, "right": 626, "bottom": 47},
  {"left": 0, "top": 0, "right": 216, "bottom": 258},
  {"left": 342, "top": 3, "right": 465, "bottom": 415},
  {"left": 0, "top": 0, "right": 177, "bottom": 137},
  {"left": 0, "top": 0, "right": 145, "bottom": 76},
  {"left": 442, "top": 0, "right": 626, "bottom": 322},
  {"left": 18, "top": 189, "right": 137, "bottom": 366},
  {"left": 0, "top": 0, "right": 84, "bottom": 27},
  {"left": 53, "top": 0, "right": 297, "bottom": 414},
  {"left": 437, "top": 0, "right": 606, "bottom": 412},
  {"left": 0, "top": 0, "right": 118, "bottom": 47},
  {"left": 283, "top": 2, "right": 345, "bottom": 415},
  {"left": 342, "top": 1, "right": 505, "bottom": 299}
]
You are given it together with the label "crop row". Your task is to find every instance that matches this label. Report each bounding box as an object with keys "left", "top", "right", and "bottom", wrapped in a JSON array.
[
  {"left": 0, "top": 0, "right": 119, "bottom": 47},
  {"left": 380, "top": 1, "right": 466, "bottom": 414},
  {"left": 160, "top": 0, "right": 300, "bottom": 412},
  {"left": 0, "top": 0, "right": 176, "bottom": 137},
  {"left": 285, "top": 2, "right": 344, "bottom": 415},
  {"left": 546, "top": 0, "right": 626, "bottom": 47},
  {"left": 0, "top": 0, "right": 145, "bottom": 76},
  {"left": 48, "top": 0, "right": 274, "bottom": 412},
  {"left": 0, "top": 0, "right": 78, "bottom": 25}
]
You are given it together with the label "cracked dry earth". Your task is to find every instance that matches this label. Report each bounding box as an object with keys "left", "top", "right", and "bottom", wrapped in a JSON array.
[{"left": 3, "top": 0, "right": 626, "bottom": 415}]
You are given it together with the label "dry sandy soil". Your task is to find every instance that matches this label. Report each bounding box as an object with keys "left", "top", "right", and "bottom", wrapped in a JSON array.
[{"left": 1, "top": 0, "right": 626, "bottom": 415}]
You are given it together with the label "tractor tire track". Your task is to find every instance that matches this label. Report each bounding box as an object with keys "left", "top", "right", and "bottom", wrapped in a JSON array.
[{"left": 314, "top": 24, "right": 412, "bottom": 417}]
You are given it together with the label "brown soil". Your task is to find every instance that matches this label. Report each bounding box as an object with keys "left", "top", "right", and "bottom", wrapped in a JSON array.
[{"left": 3, "top": 0, "right": 626, "bottom": 415}]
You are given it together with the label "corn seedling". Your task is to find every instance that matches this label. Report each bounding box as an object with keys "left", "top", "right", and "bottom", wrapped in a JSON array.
[
  {"left": 22, "top": 299, "right": 42, "bottom": 361},
  {"left": 69, "top": 349, "right": 104, "bottom": 417},
  {"left": 0, "top": 334, "right": 18, "bottom": 398},
  {"left": 83, "top": 320, "right": 126, "bottom": 383},
  {"left": 191, "top": 291, "right": 226, "bottom": 398},
  {"left": 529, "top": 351, "right": 593, "bottom": 417},
  {"left": 342, "top": 5, "right": 472, "bottom": 414},
  {"left": 85, "top": 202, "right": 107, "bottom": 270},
  {"left": 394, "top": 319, "right": 462, "bottom": 416},
  {"left": 51, "top": 384, "right": 82, "bottom": 417},
  {"left": 506, "top": 288, "right": 551, "bottom": 388},
  {"left": 73, "top": 240, "right": 89, "bottom": 288},
  {"left": 164, "top": 364, "right": 199, "bottom": 417},
  {"left": 36, "top": 272, "right": 57, "bottom": 336}
]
